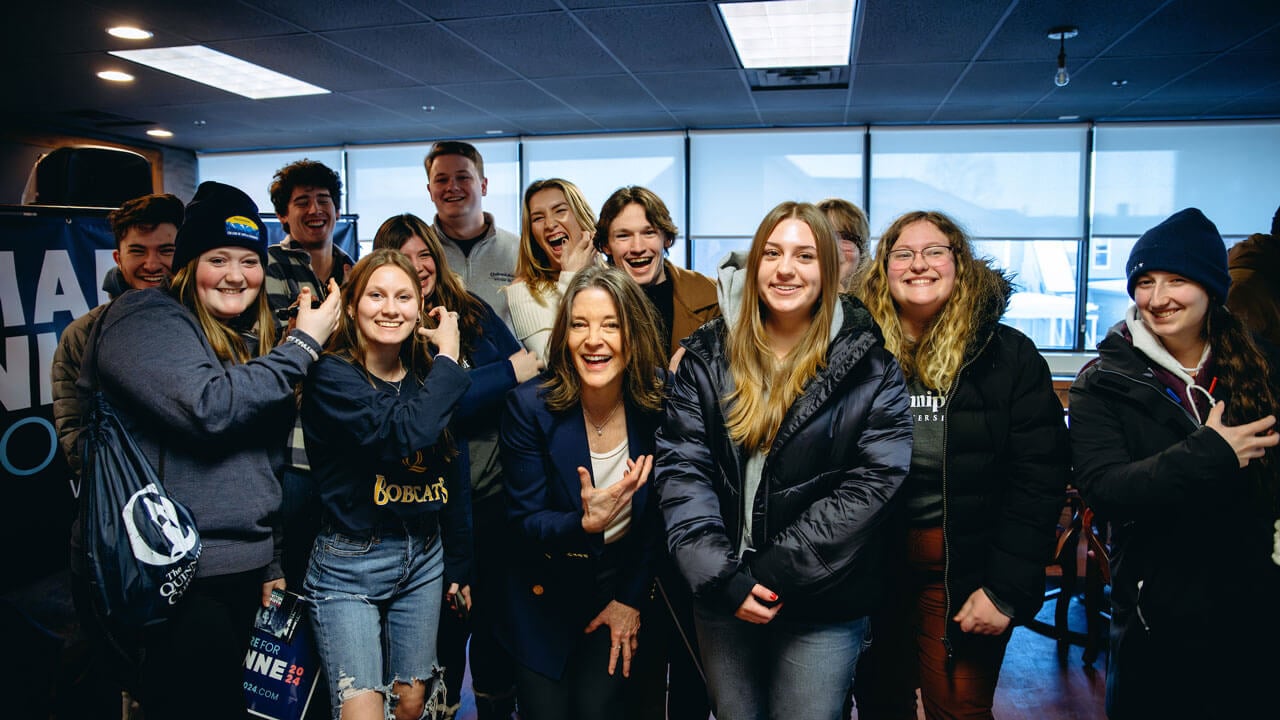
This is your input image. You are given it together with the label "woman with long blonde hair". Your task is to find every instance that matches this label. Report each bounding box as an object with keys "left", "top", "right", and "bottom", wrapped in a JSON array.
[
  {"left": 655, "top": 201, "right": 913, "bottom": 720},
  {"left": 505, "top": 178, "right": 602, "bottom": 361},
  {"left": 851, "top": 210, "right": 1068, "bottom": 720}
]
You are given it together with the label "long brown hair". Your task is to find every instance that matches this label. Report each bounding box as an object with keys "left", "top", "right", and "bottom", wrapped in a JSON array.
[
  {"left": 1208, "top": 304, "right": 1279, "bottom": 499},
  {"left": 724, "top": 201, "right": 840, "bottom": 452},
  {"left": 856, "top": 210, "right": 993, "bottom": 391},
  {"left": 541, "top": 266, "right": 666, "bottom": 413},
  {"left": 518, "top": 178, "right": 598, "bottom": 302},
  {"left": 373, "top": 213, "right": 487, "bottom": 359},
  {"left": 169, "top": 254, "right": 276, "bottom": 363},
  {"left": 327, "top": 248, "right": 455, "bottom": 457}
]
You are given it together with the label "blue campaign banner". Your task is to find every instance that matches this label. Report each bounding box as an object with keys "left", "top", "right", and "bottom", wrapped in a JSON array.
[
  {"left": 0, "top": 205, "right": 114, "bottom": 590},
  {"left": 245, "top": 589, "right": 321, "bottom": 720}
]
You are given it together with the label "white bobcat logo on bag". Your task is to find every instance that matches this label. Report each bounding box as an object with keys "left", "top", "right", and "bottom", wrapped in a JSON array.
[{"left": 123, "top": 483, "right": 199, "bottom": 565}]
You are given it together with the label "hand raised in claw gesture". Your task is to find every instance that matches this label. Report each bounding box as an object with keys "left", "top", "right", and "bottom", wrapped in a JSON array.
[{"left": 578, "top": 454, "right": 652, "bottom": 534}]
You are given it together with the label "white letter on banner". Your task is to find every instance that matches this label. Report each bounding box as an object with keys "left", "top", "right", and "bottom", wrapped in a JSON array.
[
  {"left": 0, "top": 252, "right": 22, "bottom": 328},
  {"left": 34, "top": 251, "right": 90, "bottom": 324},
  {"left": 0, "top": 335, "right": 31, "bottom": 411}
]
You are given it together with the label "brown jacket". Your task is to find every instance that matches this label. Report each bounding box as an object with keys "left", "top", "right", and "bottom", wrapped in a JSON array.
[
  {"left": 666, "top": 260, "right": 720, "bottom": 357},
  {"left": 1227, "top": 233, "right": 1280, "bottom": 348}
]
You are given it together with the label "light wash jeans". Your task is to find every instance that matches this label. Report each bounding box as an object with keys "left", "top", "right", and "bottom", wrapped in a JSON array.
[
  {"left": 305, "top": 524, "right": 445, "bottom": 720},
  {"left": 693, "top": 603, "right": 869, "bottom": 720}
]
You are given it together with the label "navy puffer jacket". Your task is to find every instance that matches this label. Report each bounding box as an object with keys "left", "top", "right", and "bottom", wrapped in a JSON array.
[{"left": 655, "top": 294, "right": 913, "bottom": 620}]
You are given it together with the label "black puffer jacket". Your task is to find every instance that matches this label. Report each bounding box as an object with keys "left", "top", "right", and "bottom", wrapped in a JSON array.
[
  {"left": 655, "top": 294, "right": 913, "bottom": 620},
  {"left": 918, "top": 269, "right": 1069, "bottom": 636},
  {"left": 1069, "top": 323, "right": 1280, "bottom": 716}
]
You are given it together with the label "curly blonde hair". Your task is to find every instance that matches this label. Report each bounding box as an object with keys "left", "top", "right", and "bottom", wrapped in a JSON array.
[{"left": 855, "top": 210, "right": 990, "bottom": 391}]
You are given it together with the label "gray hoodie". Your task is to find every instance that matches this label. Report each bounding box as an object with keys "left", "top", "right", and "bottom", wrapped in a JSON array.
[{"left": 87, "top": 288, "right": 318, "bottom": 580}]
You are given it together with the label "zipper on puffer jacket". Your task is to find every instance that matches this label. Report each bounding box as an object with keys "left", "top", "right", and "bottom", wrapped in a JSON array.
[{"left": 940, "top": 331, "right": 994, "bottom": 662}]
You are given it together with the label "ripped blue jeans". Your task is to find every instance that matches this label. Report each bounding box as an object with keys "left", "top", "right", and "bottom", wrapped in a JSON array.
[{"left": 305, "top": 523, "right": 445, "bottom": 720}]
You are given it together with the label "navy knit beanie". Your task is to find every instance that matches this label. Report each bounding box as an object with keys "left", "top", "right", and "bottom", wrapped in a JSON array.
[
  {"left": 172, "top": 181, "right": 268, "bottom": 269},
  {"left": 1125, "top": 207, "right": 1230, "bottom": 301}
]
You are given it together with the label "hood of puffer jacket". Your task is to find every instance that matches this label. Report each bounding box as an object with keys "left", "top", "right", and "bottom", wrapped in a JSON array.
[
  {"left": 716, "top": 250, "right": 751, "bottom": 327},
  {"left": 959, "top": 260, "right": 1015, "bottom": 359}
]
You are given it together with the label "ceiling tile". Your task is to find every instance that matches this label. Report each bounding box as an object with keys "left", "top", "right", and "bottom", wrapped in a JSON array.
[
  {"left": 577, "top": 4, "right": 737, "bottom": 73},
  {"left": 445, "top": 13, "right": 624, "bottom": 79},
  {"left": 322, "top": 24, "right": 519, "bottom": 84},
  {"left": 246, "top": 0, "right": 427, "bottom": 32},
  {"left": 535, "top": 75, "right": 669, "bottom": 115},
  {"left": 636, "top": 70, "right": 753, "bottom": 110}
]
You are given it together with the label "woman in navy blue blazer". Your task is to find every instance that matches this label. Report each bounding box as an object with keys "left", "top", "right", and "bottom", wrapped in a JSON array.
[
  {"left": 498, "top": 265, "right": 668, "bottom": 720},
  {"left": 375, "top": 214, "right": 543, "bottom": 718}
]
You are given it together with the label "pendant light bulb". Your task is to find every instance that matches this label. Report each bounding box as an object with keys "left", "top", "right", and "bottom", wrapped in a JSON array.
[
  {"left": 1048, "top": 27, "right": 1077, "bottom": 89},
  {"left": 1054, "top": 39, "right": 1069, "bottom": 87},
  {"left": 1055, "top": 64, "right": 1070, "bottom": 87}
]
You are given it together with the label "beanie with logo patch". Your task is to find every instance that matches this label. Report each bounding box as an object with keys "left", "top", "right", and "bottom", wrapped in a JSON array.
[{"left": 172, "top": 181, "right": 268, "bottom": 269}]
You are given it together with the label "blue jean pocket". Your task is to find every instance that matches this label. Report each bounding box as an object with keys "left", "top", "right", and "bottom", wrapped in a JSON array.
[{"left": 322, "top": 532, "right": 376, "bottom": 556}]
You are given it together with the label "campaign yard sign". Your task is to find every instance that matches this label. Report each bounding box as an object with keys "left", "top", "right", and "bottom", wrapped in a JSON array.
[{"left": 245, "top": 589, "right": 320, "bottom": 720}]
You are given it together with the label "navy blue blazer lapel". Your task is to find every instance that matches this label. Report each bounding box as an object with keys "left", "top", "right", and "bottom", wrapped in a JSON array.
[
  {"left": 546, "top": 404, "right": 591, "bottom": 507},
  {"left": 546, "top": 400, "right": 657, "bottom": 515}
]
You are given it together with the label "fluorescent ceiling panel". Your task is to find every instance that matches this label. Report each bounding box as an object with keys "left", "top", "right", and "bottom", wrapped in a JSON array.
[
  {"left": 719, "top": 0, "right": 855, "bottom": 69},
  {"left": 109, "top": 45, "right": 329, "bottom": 100}
]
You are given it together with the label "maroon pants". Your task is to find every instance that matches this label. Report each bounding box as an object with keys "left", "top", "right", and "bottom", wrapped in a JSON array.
[{"left": 853, "top": 527, "right": 1011, "bottom": 720}]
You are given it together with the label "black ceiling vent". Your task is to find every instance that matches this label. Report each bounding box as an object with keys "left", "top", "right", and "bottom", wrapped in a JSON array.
[{"left": 747, "top": 66, "right": 849, "bottom": 91}]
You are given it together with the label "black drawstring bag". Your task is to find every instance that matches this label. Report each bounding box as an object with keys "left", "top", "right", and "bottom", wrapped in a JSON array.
[{"left": 79, "top": 299, "right": 201, "bottom": 628}]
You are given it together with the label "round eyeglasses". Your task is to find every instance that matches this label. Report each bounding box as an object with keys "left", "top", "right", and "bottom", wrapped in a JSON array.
[{"left": 887, "top": 245, "right": 953, "bottom": 268}]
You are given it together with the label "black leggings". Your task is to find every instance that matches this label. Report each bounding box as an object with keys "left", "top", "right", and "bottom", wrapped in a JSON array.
[{"left": 138, "top": 569, "right": 262, "bottom": 720}]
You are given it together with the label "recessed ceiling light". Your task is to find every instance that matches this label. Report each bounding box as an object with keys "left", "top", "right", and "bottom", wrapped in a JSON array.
[
  {"left": 719, "top": 0, "right": 855, "bottom": 69},
  {"left": 422, "top": 105, "right": 436, "bottom": 112},
  {"left": 108, "top": 26, "right": 153, "bottom": 40},
  {"left": 485, "top": 130, "right": 503, "bottom": 135},
  {"left": 146, "top": 129, "right": 174, "bottom": 138},
  {"left": 109, "top": 45, "right": 329, "bottom": 99},
  {"left": 1059, "top": 115, "right": 1080, "bottom": 121},
  {"left": 1111, "top": 79, "right": 1129, "bottom": 87},
  {"left": 97, "top": 70, "right": 134, "bottom": 82}
]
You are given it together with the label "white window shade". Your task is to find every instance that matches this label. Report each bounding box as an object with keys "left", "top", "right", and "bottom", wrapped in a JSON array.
[
  {"left": 691, "top": 129, "right": 862, "bottom": 225},
  {"left": 870, "top": 125, "right": 1086, "bottom": 239},
  {"left": 1093, "top": 121, "right": 1280, "bottom": 237}
]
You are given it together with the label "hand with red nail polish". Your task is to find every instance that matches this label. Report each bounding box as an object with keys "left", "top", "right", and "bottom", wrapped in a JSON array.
[{"left": 735, "top": 584, "right": 783, "bottom": 624}]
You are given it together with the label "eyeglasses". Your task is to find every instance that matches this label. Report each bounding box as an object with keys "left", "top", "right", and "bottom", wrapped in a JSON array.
[{"left": 887, "top": 245, "right": 953, "bottom": 268}]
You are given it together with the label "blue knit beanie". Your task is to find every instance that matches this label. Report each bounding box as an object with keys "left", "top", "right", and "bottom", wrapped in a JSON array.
[
  {"left": 1125, "top": 207, "right": 1230, "bottom": 301},
  {"left": 172, "top": 181, "right": 268, "bottom": 269}
]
